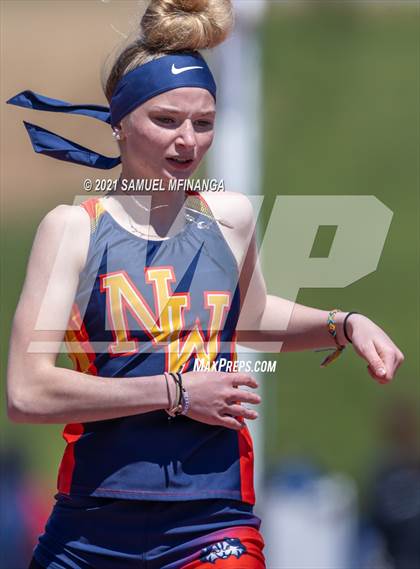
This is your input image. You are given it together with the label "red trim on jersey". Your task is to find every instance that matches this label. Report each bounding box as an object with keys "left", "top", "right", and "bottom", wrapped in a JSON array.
[
  {"left": 230, "top": 329, "right": 238, "bottom": 365},
  {"left": 190, "top": 189, "right": 212, "bottom": 213},
  {"left": 80, "top": 197, "right": 100, "bottom": 217},
  {"left": 238, "top": 424, "right": 256, "bottom": 505},
  {"left": 59, "top": 303, "right": 97, "bottom": 494},
  {"left": 80, "top": 196, "right": 107, "bottom": 234},
  {"left": 229, "top": 312, "right": 255, "bottom": 504},
  {"left": 57, "top": 423, "right": 84, "bottom": 494},
  {"left": 65, "top": 303, "right": 98, "bottom": 375}
]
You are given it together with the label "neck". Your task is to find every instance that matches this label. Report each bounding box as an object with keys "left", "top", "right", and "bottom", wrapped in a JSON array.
[{"left": 111, "top": 171, "right": 189, "bottom": 238}]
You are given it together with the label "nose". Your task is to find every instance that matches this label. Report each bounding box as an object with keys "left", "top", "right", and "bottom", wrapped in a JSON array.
[{"left": 175, "top": 119, "right": 197, "bottom": 151}]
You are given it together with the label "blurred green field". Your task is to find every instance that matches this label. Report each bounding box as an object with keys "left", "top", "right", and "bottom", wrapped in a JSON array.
[
  {"left": 1, "top": 4, "right": 419, "bottom": 507},
  {"left": 260, "top": 4, "right": 419, "bottom": 502}
]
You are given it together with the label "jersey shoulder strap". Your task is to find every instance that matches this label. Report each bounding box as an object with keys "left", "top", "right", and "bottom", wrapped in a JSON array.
[
  {"left": 79, "top": 197, "right": 106, "bottom": 234},
  {"left": 185, "top": 190, "right": 215, "bottom": 220}
]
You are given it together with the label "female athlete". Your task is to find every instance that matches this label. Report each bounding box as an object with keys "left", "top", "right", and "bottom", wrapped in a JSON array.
[{"left": 6, "top": 0, "right": 404, "bottom": 568}]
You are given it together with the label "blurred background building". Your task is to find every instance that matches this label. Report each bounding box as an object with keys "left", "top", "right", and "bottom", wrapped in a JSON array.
[{"left": 1, "top": 1, "right": 419, "bottom": 568}]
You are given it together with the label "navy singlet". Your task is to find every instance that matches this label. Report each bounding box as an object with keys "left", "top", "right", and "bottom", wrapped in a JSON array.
[{"left": 57, "top": 191, "right": 255, "bottom": 504}]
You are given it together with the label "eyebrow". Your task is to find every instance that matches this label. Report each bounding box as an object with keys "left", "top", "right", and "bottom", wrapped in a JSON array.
[{"left": 149, "top": 105, "right": 216, "bottom": 115}]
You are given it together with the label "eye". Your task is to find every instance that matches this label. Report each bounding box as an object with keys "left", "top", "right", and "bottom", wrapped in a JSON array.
[
  {"left": 155, "top": 116, "right": 176, "bottom": 125},
  {"left": 194, "top": 120, "right": 214, "bottom": 130}
]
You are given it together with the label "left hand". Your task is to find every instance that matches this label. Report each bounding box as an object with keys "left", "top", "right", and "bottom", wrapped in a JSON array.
[{"left": 345, "top": 314, "right": 405, "bottom": 384}]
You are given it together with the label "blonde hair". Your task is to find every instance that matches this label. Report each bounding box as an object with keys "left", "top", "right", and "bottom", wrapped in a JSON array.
[{"left": 102, "top": 0, "right": 234, "bottom": 103}]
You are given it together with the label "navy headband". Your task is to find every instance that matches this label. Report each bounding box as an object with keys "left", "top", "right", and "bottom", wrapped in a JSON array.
[{"left": 6, "top": 53, "right": 216, "bottom": 170}]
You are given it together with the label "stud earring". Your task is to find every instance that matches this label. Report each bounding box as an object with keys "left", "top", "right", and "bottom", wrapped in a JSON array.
[{"left": 112, "top": 130, "right": 122, "bottom": 140}]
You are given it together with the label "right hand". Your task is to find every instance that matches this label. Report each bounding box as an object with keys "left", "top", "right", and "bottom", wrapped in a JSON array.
[{"left": 180, "top": 371, "right": 261, "bottom": 431}]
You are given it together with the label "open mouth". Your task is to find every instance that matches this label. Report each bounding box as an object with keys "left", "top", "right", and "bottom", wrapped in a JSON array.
[{"left": 166, "top": 157, "right": 194, "bottom": 169}]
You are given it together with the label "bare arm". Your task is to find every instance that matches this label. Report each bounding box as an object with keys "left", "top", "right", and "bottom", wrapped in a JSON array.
[
  {"left": 239, "top": 294, "right": 349, "bottom": 351},
  {"left": 217, "top": 192, "right": 405, "bottom": 382},
  {"left": 223, "top": 193, "right": 340, "bottom": 350},
  {"left": 6, "top": 205, "right": 172, "bottom": 424},
  {"left": 230, "top": 199, "right": 343, "bottom": 351}
]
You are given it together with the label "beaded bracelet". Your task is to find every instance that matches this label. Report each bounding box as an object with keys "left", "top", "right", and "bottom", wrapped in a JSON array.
[
  {"left": 173, "top": 372, "right": 191, "bottom": 417},
  {"left": 180, "top": 388, "right": 191, "bottom": 416},
  {"left": 319, "top": 308, "right": 346, "bottom": 367}
]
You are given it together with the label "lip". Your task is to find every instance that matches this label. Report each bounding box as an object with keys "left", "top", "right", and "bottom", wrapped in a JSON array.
[{"left": 165, "top": 157, "right": 195, "bottom": 171}]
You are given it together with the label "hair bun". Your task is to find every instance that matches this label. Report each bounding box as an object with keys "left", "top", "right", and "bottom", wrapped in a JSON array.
[
  {"left": 140, "top": 0, "right": 234, "bottom": 52},
  {"left": 175, "top": 0, "right": 210, "bottom": 12}
]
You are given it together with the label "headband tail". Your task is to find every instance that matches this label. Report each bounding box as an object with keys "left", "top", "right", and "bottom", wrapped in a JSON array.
[
  {"left": 6, "top": 90, "right": 111, "bottom": 123},
  {"left": 23, "top": 121, "right": 121, "bottom": 170}
]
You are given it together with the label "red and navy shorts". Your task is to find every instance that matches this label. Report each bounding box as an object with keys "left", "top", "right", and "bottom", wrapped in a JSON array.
[{"left": 30, "top": 493, "right": 266, "bottom": 568}]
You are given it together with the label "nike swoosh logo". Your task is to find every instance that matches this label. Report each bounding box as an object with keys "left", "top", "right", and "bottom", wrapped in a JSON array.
[{"left": 171, "top": 64, "right": 204, "bottom": 75}]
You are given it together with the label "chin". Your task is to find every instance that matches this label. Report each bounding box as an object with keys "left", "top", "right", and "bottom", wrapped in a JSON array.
[{"left": 162, "top": 168, "right": 193, "bottom": 181}]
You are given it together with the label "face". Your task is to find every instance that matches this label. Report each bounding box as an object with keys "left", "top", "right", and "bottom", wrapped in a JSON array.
[{"left": 117, "top": 87, "right": 216, "bottom": 181}]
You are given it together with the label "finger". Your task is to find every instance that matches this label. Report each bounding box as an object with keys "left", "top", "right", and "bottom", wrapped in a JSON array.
[
  {"left": 229, "top": 374, "right": 258, "bottom": 388},
  {"left": 223, "top": 404, "right": 259, "bottom": 420},
  {"left": 389, "top": 349, "right": 405, "bottom": 378},
  {"left": 362, "top": 342, "right": 387, "bottom": 379},
  {"left": 394, "top": 352, "right": 405, "bottom": 373},
  {"left": 367, "top": 364, "right": 388, "bottom": 385},
  {"left": 227, "top": 391, "right": 261, "bottom": 406},
  {"left": 373, "top": 341, "right": 396, "bottom": 380},
  {"left": 389, "top": 354, "right": 400, "bottom": 379},
  {"left": 221, "top": 415, "right": 246, "bottom": 431}
]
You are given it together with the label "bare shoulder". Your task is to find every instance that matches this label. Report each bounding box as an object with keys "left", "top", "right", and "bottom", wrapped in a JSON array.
[
  {"left": 38, "top": 203, "right": 89, "bottom": 233},
  {"left": 34, "top": 203, "right": 91, "bottom": 271},
  {"left": 200, "top": 191, "right": 257, "bottom": 269},
  {"left": 201, "top": 190, "right": 255, "bottom": 235}
]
